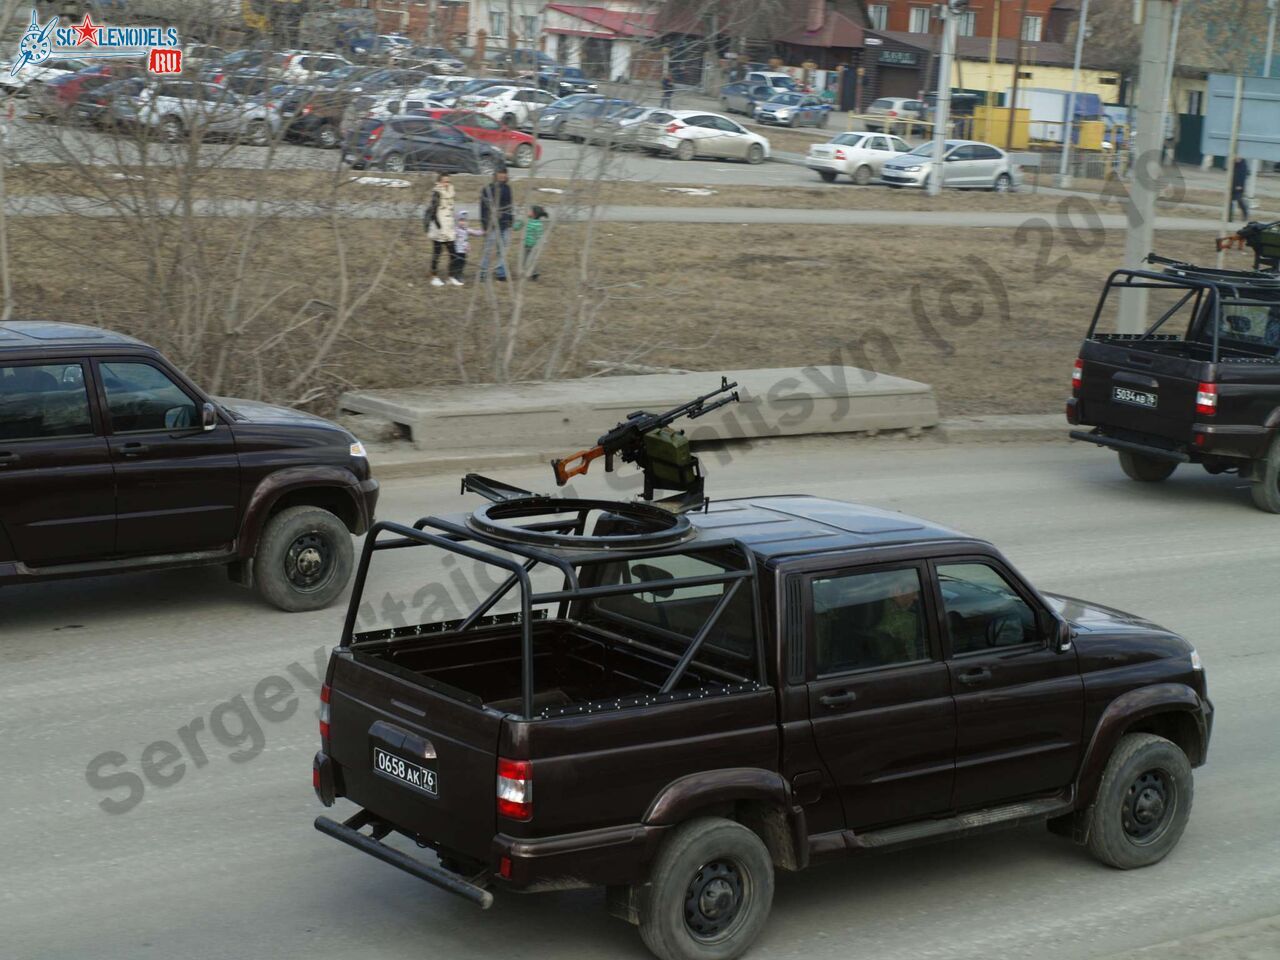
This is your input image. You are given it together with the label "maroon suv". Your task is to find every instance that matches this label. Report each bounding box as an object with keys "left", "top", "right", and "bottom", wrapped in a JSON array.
[{"left": 0, "top": 321, "right": 378, "bottom": 611}]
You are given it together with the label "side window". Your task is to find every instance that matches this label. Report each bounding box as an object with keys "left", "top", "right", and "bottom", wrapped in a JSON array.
[
  {"left": 974, "top": 145, "right": 1002, "bottom": 159},
  {"left": 99, "top": 361, "right": 198, "bottom": 433},
  {"left": 891, "top": 136, "right": 911, "bottom": 152},
  {"left": 0, "top": 363, "right": 93, "bottom": 441},
  {"left": 869, "top": 136, "right": 889, "bottom": 151},
  {"left": 936, "top": 562, "right": 1039, "bottom": 655},
  {"left": 812, "top": 567, "right": 928, "bottom": 675},
  {"left": 948, "top": 145, "right": 977, "bottom": 160}
]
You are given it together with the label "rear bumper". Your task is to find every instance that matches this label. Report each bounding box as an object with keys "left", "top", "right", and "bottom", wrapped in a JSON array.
[
  {"left": 1069, "top": 414, "right": 1272, "bottom": 461},
  {"left": 493, "top": 822, "right": 666, "bottom": 891},
  {"left": 315, "top": 810, "right": 495, "bottom": 909},
  {"left": 1069, "top": 429, "right": 1191, "bottom": 463}
]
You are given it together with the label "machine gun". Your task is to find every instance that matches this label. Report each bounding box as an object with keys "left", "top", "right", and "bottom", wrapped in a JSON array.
[
  {"left": 550, "top": 377, "right": 740, "bottom": 508},
  {"left": 1215, "top": 220, "right": 1280, "bottom": 272}
]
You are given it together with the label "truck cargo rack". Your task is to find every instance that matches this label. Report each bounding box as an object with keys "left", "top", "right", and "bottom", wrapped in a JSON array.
[{"left": 341, "top": 495, "right": 766, "bottom": 720}]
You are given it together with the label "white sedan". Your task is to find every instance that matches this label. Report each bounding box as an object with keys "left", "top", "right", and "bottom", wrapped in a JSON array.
[
  {"left": 636, "top": 109, "right": 770, "bottom": 164},
  {"left": 806, "top": 131, "right": 912, "bottom": 184}
]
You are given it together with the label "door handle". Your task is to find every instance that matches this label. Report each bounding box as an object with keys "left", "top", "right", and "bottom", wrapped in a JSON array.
[
  {"left": 956, "top": 667, "right": 992, "bottom": 685},
  {"left": 0, "top": 451, "right": 18, "bottom": 465},
  {"left": 819, "top": 690, "right": 858, "bottom": 708},
  {"left": 121, "top": 442, "right": 150, "bottom": 458}
]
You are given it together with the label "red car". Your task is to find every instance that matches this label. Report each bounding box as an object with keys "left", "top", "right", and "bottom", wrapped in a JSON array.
[
  {"left": 421, "top": 108, "right": 540, "bottom": 168},
  {"left": 29, "top": 64, "right": 141, "bottom": 118}
]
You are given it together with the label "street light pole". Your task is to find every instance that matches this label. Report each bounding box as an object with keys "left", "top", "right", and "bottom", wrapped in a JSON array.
[
  {"left": 1055, "top": 0, "right": 1091, "bottom": 188},
  {"left": 1158, "top": 0, "right": 1182, "bottom": 167},
  {"left": 929, "top": 0, "right": 963, "bottom": 197}
]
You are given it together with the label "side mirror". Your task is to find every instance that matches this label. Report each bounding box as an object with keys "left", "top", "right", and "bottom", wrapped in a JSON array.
[
  {"left": 1055, "top": 618, "right": 1074, "bottom": 653},
  {"left": 201, "top": 401, "right": 218, "bottom": 431}
]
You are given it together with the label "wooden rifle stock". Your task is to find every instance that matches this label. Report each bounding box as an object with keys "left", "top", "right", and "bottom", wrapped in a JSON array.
[{"left": 551, "top": 445, "right": 605, "bottom": 485}]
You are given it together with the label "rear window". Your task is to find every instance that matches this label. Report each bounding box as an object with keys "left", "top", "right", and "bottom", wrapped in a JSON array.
[
  {"left": 870, "top": 98, "right": 894, "bottom": 109},
  {"left": 645, "top": 112, "right": 674, "bottom": 124}
]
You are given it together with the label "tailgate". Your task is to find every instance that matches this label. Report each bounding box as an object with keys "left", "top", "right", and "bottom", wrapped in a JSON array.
[
  {"left": 1078, "top": 340, "right": 1208, "bottom": 441},
  {"left": 328, "top": 651, "right": 502, "bottom": 862}
]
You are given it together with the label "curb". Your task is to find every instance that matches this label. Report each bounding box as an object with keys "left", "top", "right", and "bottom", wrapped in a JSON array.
[{"left": 364, "top": 415, "right": 1070, "bottom": 480}]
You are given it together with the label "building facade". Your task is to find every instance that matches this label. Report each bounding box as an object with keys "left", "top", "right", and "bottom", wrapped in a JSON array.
[{"left": 865, "top": 0, "right": 1079, "bottom": 43}]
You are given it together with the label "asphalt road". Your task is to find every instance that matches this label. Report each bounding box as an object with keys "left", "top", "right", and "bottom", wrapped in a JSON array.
[{"left": 2, "top": 437, "right": 1277, "bottom": 960}]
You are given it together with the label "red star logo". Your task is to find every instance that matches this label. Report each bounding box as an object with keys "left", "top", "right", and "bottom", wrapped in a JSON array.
[{"left": 71, "top": 13, "right": 100, "bottom": 46}]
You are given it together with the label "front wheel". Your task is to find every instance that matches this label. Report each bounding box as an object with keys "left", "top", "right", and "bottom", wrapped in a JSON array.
[
  {"left": 254, "top": 506, "right": 354, "bottom": 612},
  {"left": 245, "top": 119, "right": 270, "bottom": 146},
  {"left": 512, "top": 142, "right": 534, "bottom": 167},
  {"left": 1086, "top": 733, "right": 1193, "bottom": 870},
  {"left": 637, "top": 818, "right": 774, "bottom": 960},
  {"left": 745, "top": 143, "right": 764, "bottom": 165},
  {"left": 315, "top": 123, "right": 338, "bottom": 148},
  {"left": 675, "top": 139, "right": 695, "bottom": 161},
  {"left": 1118, "top": 450, "right": 1178, "bottom": 482}
]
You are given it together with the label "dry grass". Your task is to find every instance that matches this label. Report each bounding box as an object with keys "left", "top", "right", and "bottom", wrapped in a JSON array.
[{"left": 8, "top": 210, "right": 1216, "bottom": 417}]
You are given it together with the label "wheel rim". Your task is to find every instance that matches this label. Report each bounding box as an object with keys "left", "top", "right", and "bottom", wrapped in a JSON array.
[
  {"left": 478, "top": 157, "right": 495, "bottom": 175},
  {"left": 1122, "top": 769, "right": 1175, "bottom": 845},
  {"left": 385, "top": 153, "right": 405, "bottom": 172},
  {"left": 163, "top": 119, "right": 181, "bottom": 141},
  {"left": 683, "top": 858, "right": 750, "bottom": 944},
  {"left": 249, "top": 121, "right": 267, "bottom": 145},
  {"left": 514, "top": 144, "right": 533, "bottom": 166},
  {"left": 995, "top": 175, "right": 1010, "bottom": 192},
  {"left": 748, "top": 145, "right": 762, "bottom": 163},
  {"left": 855, "top": 166, "right": 870, "bottom": 185},
  {"left": 319, "top": 127, "right": 337, "bottom": 147},
  {"left": 285, "top": 531, "right": 334, "bottom": 592},
  {"left": 677, "top": 141, "right": 694, "bottom": 160}
]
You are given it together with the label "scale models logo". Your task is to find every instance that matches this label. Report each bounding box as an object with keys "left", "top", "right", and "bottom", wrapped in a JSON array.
[{"left": 10, "top": 8, "right": 182, "bottom": 78}]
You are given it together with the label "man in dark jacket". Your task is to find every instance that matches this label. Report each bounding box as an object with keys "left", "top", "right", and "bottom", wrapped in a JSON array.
[
  {"left": 660, "top": 73, "right": 674, "bottom": 109},
  {"left": 1232, "top": 157, "right": 1250, "bottom": 222},
  {"left": 479, "top": 169, "right": 515, "bottom": 281}
]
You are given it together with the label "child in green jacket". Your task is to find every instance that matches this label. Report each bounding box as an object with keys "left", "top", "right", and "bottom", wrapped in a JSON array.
[{"left": 521, "top": 205, "right": 549, "bottom": 281}]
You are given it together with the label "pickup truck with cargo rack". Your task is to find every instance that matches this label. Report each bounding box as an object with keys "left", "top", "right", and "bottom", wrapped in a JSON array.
[
  {"left": 1068, "top": 255, "right": 1280, "bottom": 511},
  {"left": 312, "top": 392, "right": 1212, "bottom": 960},
  {"left": 0, "top": 321, "right": 378, "bottom": 610}
]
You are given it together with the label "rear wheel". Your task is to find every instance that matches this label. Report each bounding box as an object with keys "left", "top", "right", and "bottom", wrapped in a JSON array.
[
  {"left": 315, "top": 123, "right": 338, "bottom": 148},
  {"left": 245, "top": 119, "right": 270, "bottom": 146},
  {"left": 675, "top": 139, "right": 695, "bottom": 161},
  {"left": 476, "top": 155, "right": 497, "bottom": 177},
  {"left": 160, "top": 115, "right": 184, "bottom": 142},
  {"left": 637, "top": 818, "right": 774, "bottom": 960},
  {"left": 501, "top": 112, "right": 518, "bottom": 128},
  {"left": 1250, "top": 433, "right": 1280, "bottom": 512},
  {"left": 513, "top": 142, "right": 535, "bottom": 167},
  {"left": 852, "top": 164, "right": 872, "bottom": 186},
  {"left": 254, "top": 506, "right": 354, "bottom": 612},
  {"left": 817, "top": 170, "right": 837, "bottom": 183},
  {"left": 993, "top": 172, "right": 1013, "bottom": 193},
  {"left": 1086, "top": 733, "right": 1193, "bottom": 870},
  {"left": 1118, "top": 450, "right": 1178, "bottom": 482},
  {"left": 381, "top": 151, "right": 406, "bottom": 172},
  {"left": 745, "top": 143, "right": 764, "bottom": 165}
]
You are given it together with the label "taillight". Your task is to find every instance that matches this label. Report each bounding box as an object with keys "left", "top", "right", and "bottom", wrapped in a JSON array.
[
  {"left": 319, "top": 683, "right": 331, "bottom": 743},
  {"left": 1196, "top": 382, "right": 1218, "bottom": 416},
  {"left": 302, "top": 104, "right": 313, "bottom": 115},
  {"left": 476, "top": 99, "right": 489, "bottom": 107},
  {"left": 497, "top": 757, "right": 532, "bottom": 821},
  {"left": 833, "top": 148, "right": 846, "bottom": 160},
  {"left": 888, "top": 110, "right": 898, "bottom": 117},
  {"left": 1071, "top": 357, "right": 1083, "bottom": 395},
  {"left": 367, "top": 124, "right": 384, "bottom": 144},
  {"left": 665, "top": 122, "right": 682, "bottom": 133}
]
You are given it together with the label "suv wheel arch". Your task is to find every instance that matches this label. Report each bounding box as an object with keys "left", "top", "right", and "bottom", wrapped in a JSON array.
[{"left": 237, "top": 467, "right": 369, "bottom": 559}]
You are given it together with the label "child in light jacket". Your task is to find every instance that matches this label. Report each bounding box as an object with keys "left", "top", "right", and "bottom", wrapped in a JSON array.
[{"left": 449, "top": 209, "right": 484, "bottom": 286}]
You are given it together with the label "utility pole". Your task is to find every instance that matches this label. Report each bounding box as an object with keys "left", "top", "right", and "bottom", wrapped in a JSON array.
[
  {"left": 930, "top": 0, "right": 964, "bottom": 197},
  {"left": 986, "top": 0, "right": 1000, "bottom": 110},
  {"left": 1004, "top": 0, "right": 1031, "bottom": 150},
  {"left": 1055, "top": 0, "right": 1091, "bottom": 187},
  {"left": 1248, "top": 0, "right": 1277, "bottom": 205},
  {"left": 1217, "top": 74, "right": 1246, "bottom": 267},
  {"left": 1157, "top": 0, "right": 1182, "bottom": 167},
  {"left": 1118, "top": 0, "right": 1175, "bottom": 333}
]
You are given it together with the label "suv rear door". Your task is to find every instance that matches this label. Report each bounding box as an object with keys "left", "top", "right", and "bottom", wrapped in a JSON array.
[
  {"left": 930, "top": 557, "right": 1083, "bottom": 809},
  {"left": 93, "top": 357, "right": 240, "bottom": 557},
  {"left": 804, "top": 560, "right": 956, "bottom": 829},
  {"left": 0, "top": 359, "right": 114, "bottom": 565}
]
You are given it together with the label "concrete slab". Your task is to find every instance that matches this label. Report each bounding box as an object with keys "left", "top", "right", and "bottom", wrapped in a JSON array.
[{"left": 339, "top": 366, "right": 939, "bottom": 455}]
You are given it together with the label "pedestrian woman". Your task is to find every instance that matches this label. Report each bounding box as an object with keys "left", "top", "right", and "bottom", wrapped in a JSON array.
[
  {"left": 1232, "top": 158, "right": 1250, "bottom": 222},
  {"left": 424, "top": 173, "right": 456, "bottom": 287}
]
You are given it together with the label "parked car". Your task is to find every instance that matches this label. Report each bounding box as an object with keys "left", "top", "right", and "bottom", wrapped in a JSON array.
[
  {"left": 278, "top": 51, "right": 353, "bottom": 84},
  {"left": 220, "top": 72, "right": 288, "bottom": 100},
  {"left": 719, "top": 81, "right": 774, "bottom": 116},
  {"left": 313, "top": 482, "right": 1211, "bottom": 960},
  {"left": 424, "top": 74, "right": 474, "bottom": 94},
  {"left": 70, "top": 75, "right": 146, "bottom": 127},
  {"left": 636, "top": 110, "right": 770, "bottom": 163},
  {"left": 422, "top": 109, "right": 540, "bottom": 167},
  {"left": 315, "top": 64, "right": 383, "bottom": 90},
  {"left": 28, "top": 64, "right": 139, "bottom": 118},
  {"left": 181, "top": 44, "right": 226, "bottom": 70},
  {"left": 865, "top": 96, "right": 927, "bottom": 133},
  {"left": 0, "top": 321, "right": 378, "bottom": 611},
  {"left": 349, "top": 34, "right": 413, "bottom": 60},
  {"left": 880, "top": 139, "right": 1020, "bottom": 191},
  {"left": 754, "top": 92, "right": 830, "bottom": 127},
  {"left": 558, "top": 97, "right": 634, "bottom": 143},
  {"left": 134, "top": 79, "right": 280, "bottom": 145},
  {"left": 201, "top": 50, "right": 282, "bottom": 85},
  {"left": 0, "top": 57, "right": 93, "bottom": 95},
  {"left": 281, "top": 88, "right": 350, "bottom": 147},
  {"left": 538, "top": 66, "right": 597, "bottom": 96},
  {"left": 456, "top": 85, "right": 557, "bottom": 128},
  {"left": 491, "top": 48, "right": 558, "bottom": 72},
  {"left": 597, "top": 104, "right": 665, "bottom": 149},
  {"left": 1068, "top": 256, "right": 1280, "bottom": 511},
  {"left": 805, "top": 131, "right": 912, "bottom": 183},
  {"left": 342, "top": 115, "right": 505, "bottom": 174},
  {"left": 534, "top": 93, "right": 604, "bottom": 138},
  {"left": 392, "top": 47, "right": 466, "bottom": 74},
  {"left": 744, "top": 69, "right": 798, "bottom": 92}
]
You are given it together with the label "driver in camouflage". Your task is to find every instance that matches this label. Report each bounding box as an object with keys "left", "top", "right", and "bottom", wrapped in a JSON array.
[{"left": 874, "top": 580, "right": 923, "bottom": 662}]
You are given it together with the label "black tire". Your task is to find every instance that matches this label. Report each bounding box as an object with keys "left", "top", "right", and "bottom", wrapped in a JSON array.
[
  {"left": 476, "top": 155, "right": 497, "bottom": 176},
  {"left": 1118, "top": 450, "right": 1178, "bottom": 482},
  {"left": 245, "top": 119, "right": 270, "bottom": 146},
  {"left": 315, "top": 123, "right": 338, "bottom": 149},
  {"left": 852, "top": 164, "right": 872, "bottom": 186},
  {"left": 817, "top": 170, "right": 837, "bottom": 183},
  {"left": 745, "top": 143, "right": 764, "bottom": 165},
  {"left": 160, "top": 115, "right": 184, "bottom": 142},
  {"left": 513, "top": 142, "right": 535, "bottom": 167},
  {"left": 993, "top": 172, "right": 1013, "bottom": 193},
  {"left": 381, "top": 152, "right": 406, "bottom": 173},
  {"left": 637, "top": 818, "right": 774, "bottom": 960},
  {"left": 1250, "top": 434, "right": 1280, "bottom": 512},
  {"left": 820, "top": 112, "right": 829, "bottom": 128},
  {"left": 1086, "top": 733, "right": 1193, "bottom": 870},
  {"left": 675, "top": 140, "right": 695, "bottom": 161},
  {"left": 501, "top": 112, "right": 517, "bottom": 128},
  {"left": 253, "top": 506, "right": 354, "bottom": 612}
]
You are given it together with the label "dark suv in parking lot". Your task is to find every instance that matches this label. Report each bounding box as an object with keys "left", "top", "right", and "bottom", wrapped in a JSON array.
[
  {"left": 342, "top": 115, "right": 504, "bottom": 174},
  {"left": 0, "top": 321, "right": 379, "bottom": 611}
]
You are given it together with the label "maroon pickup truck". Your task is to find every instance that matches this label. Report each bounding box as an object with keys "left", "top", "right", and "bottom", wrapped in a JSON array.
[
  {"left": 313, "top": 488, "right": 1212, "bottom": 960},
  {"left": 0, "top": 321, "right": 378, "bottom": 610}
]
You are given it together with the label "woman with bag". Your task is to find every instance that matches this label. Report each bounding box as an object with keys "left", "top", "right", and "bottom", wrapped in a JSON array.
[{"left": 424, "top": 173, "right": 456, "bottom": 287}]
